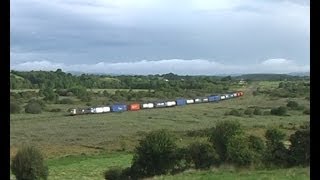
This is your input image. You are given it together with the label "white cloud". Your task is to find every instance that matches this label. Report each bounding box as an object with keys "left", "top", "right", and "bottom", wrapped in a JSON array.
[{"left": 10, "top": 58, "right": 309, "bottom": 75}]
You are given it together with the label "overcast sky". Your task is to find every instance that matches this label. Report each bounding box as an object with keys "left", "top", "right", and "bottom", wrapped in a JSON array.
[{"left": 10, "top": 0, "right": 310, "bottom": 75}]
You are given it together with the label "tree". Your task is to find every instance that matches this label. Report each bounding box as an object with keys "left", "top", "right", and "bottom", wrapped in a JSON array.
[
  {"left": 264, "top": 128, "right": 289, "bottom": 167},
  {"left": 208, "top": 120, "right": 243, "bottom": 162},
  {"left": 289, "top": 125, "right": 310, "bottom": 166},
  {"left": 186, "top": 142, "right": 220, "bottom": 169},
  {"left": 131, "top": 129, "right": 177, "bottom": 177},
  {"left": 270, "top": 106, "right": 287, "bottom": 116},
  {"left": 40, "top": 87, "right": 59, "bottom": 102},
  {"left": 287, "top": 101, "right": 299, "bottom": 110},
  {"left": 25, "top": 102, "right": 42, "bottom": 114},
  {"left": 10, "top": 102, "right": 21, "bottom": 114},
  {"left": 11, "top": 146, "right": 48, "bottom": 180},
  {"left": 226, "top": 135, "right": 255, "bottom": 166}
]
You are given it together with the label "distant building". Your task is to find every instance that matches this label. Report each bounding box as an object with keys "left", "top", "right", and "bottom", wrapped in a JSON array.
[{"left": 239, "top": 79, "right": 247, "bottom": 85}]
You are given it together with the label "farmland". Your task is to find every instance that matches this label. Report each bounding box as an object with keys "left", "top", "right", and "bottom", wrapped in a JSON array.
[{"left": 10, "top": 71, "right": 310, "bottom": 179}]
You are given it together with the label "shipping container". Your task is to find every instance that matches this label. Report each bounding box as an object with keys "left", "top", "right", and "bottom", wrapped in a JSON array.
[
  {"left": 225, "top": 94, "right": 230, "bottom": 99},
  {"left": 165, "top": 101, "right": 176, "bottom": 107},
  {"left": 102, "top": 106, "right": 111, "bottom": 113},
  {"left": 111, "top": 104, "right": 127, "bottom": 112},
  {"left": 194, "top": 98, "right": 202, "bottom": 103},
  {"left": 186, "top": 99, "right": 195, "bottom": 104},
  {"left": 240, "top": 91, "right": 244, "bottom": 96},
  {"left": 233, "top": 93, "right": 238, "bottom": 97},
  {"left": 208, "top": 95, "right": 221, "bottom": 102},
  {"left": 128, "top": 103, "right": 141, "bottom": 111},
  {"left": 176, "top": 99, "right": 186, "bottom": 106},
  {"left": 94, "top": 107, "right": 104, "bottom": 113},
  {"left": 154, "top": 101, "right": 166, "bottom": 108},
  {"left": 230, "top": 94, "right": 234, "bottom": 98},
  {"left": 237, "top": 92, "right": 241, "bottom": 96},
  {"left": 221, "top": 95, "right": 226, "bottom": 100},
  {"left": 202, "top": 98, "right": 209, "bottom": 102},
  {"left": 142, "top": 103, "right": 154, "bottom": 109},
  {"left": 70, "top": 108, "right": 77, "bottom": 115}
]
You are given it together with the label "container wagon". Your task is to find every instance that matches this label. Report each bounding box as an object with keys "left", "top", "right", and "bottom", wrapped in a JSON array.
[
  {"left": 111, "top": 104, "right": 127, "bottom": 112},
  {"left": 141, "top": 103, "right": 154, "bottom": 109},
  {"left": 194, "top": 98, "right": 202, "bottom": 103},
  {"left": 154, "top": 101, "right": 166, "bottom": 108},
  {"left": 201, "top": 97, "right": 209, "bottom": 102},
  {"left": 208, "top": 95, "right": 220, "bottom": 102},
  {"left": 165, "top": 101, "right": 176, "bottom": 107},
  {"left": 220, "top": 95, "right": 226, "bottom": 100},
  {"left": 176, "top": 99, "right": 186, "bottom": 106},
  {"left": 128, "top": 103, "right": 141, "bottom": 111},
  {"left": 186, "top": 99, "right": 195, "bottom": 104}
]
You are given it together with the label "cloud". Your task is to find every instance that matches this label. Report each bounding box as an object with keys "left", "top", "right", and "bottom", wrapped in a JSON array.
[{"left": 10, "top": 58, "right": 309, "bottom": 75}]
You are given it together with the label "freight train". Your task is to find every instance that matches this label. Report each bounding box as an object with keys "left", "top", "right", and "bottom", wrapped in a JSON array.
[{"left": 69, "top": 91, "right": 244, "bottom": 116}]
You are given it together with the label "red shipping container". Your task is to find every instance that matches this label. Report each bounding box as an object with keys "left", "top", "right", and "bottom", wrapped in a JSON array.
[{"left": 128, "top": 103, "right": 141, "bottom": 111}]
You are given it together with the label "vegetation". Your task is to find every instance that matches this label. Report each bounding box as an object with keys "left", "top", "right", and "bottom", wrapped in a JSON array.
[
  {"left": 11, "top": 146, "right": 48, "bottom": 180},
  {"left": 270, "top": 106, "right": 287, "bottom": 116},
  {"left": 131, "top": 129, "right": 178, "bottom": 177},
  {"left": 10, "top": 71, "right": 309, "bottom": 179},
  {"left": 10, "top": 102, "right": 21, "bottom": 114},
  {"left": 24, "top": 102, "right": 42, "bottom": 114}
]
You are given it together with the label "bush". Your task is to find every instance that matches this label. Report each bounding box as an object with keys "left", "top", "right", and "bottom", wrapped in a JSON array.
[
  {"left": 208, "top": 120, "right": 243, "bottom": 162},
  {"left": 248, "top": 135, "right": 265, "bottom": 163},
  {"left": 286, "top": 101, "right": 299, "bottom": 109},
  {"left": 226, "top": 135, "right": 255, "bottom": 166},
  {"left": 11, "top": 146, "right": 48, "bottom": 180},
  {"left": 25, "top": 102, "right": 42, "bottom": 114},
  {"left": 303, "top": 108, "right": 310, "bottom": 115},
  {"left": 253, "top": 108, "right": 262, "bottom": 115},
  {"left": 264, "top": 128, "right": 289, "bottom": 167},
  {"left": 10, "top": 102, "right": 21, "bottom": 114},
  {"left": 244, "top": 108, "right": 254, "bottom": 115},
  {"left": 228, "top": 109, "right": 242, "bottom": 116},
  {"left": 59, "top": 98, "right": 74, "bottom": 104},
  {"left": 270, "top": 106, "right": 287, "bottom": 116},
  {"left": 104, "top": 167, "right": 124, "bottom": 180},
  {"left": 288, "top": 126, "right": 310, "bottom": 166},
  {"left": 131, "top": 129, "right": 178, "bottom": 177},
  {"left": 49, "top": 108, "right": 61, "bottom": 112},
  {"left": 186, "top": 142, "right": 220, "bottom": 169}
]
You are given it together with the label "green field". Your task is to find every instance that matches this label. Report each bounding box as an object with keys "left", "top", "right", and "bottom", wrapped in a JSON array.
[{"left": 10, "top": 81, "right": 310, "bottom": 179}]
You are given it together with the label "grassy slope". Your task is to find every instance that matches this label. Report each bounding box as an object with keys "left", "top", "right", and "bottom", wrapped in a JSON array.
[{"left": 10, "top": 81, "right": 310, "bottom": 179}]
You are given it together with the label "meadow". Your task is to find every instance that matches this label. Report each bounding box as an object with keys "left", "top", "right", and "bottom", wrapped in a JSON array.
[{"left": 10, "top": 81, "right": 310, "bottom": 179}]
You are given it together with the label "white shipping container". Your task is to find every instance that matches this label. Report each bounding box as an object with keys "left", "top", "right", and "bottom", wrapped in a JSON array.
[
  {"left": 202, "top": 98, "right": 208, "bottom": 102},
  {"left": 233, "top": 93, "right": 237, "bottom": 97},
  {"left": 230, "top": 94, "right": 234, "bottom": 98},
  {"left": 95, "top": 107, "right": 104, "bottom": 113},
  {"left": 102, "top": 106, "right": 111, "bottom": 112},
  {"left": 194, "top": 98, "right": 201, "bottom": 103},
  {"left": 221, "top": 95, "right": 226, "bottom": 99},
  {"left": 165, "top": 101, "right": 176, "bottom": 106},
  {"left": 186, "top": 99, "right": 194, "bottom": 104},
  {"left": 156, "top": 102, "right": 165, "bottom": 106},
  {"left": 142, "top": 103, "right": 154, "bottom": 108}
]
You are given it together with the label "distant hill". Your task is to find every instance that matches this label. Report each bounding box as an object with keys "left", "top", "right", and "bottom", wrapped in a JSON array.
[{"left": 233, "top": 73, "right": 309, "bottom": 81}]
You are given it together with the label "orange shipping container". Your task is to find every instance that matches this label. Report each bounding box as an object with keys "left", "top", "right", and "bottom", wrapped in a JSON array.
[{"left": 128, "top": 103, "right": 141, "bottom": 111}]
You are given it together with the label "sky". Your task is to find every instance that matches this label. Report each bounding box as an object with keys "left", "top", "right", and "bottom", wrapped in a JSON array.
[{"left": 10, "top": 0, "right": 310, "bottom": 75}]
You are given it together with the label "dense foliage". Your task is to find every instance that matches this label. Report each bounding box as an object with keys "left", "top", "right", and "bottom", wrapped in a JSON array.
[{"left": 11, "top": 146, "right": 48, "bottom": 180}]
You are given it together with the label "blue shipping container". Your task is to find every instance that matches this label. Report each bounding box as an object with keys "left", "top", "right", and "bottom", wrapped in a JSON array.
[
  {"left": 111, "top": 104, "right": 127, "bottom": 112},
  {"left": 176, "top": 99, "right": 186, "bottom": 106},
  {"left": 208, "top": 95, "right": 220, "bottom": 102}
]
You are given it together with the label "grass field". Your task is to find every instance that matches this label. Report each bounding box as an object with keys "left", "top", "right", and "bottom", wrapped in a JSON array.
[{"left": 10, "top": 81, "right": 310, "bottom": 179}]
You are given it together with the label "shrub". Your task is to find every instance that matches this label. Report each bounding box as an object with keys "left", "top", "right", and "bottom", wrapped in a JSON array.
[
  {"left": 303, "top": 108, "right": 310, "bottom": 115},
  {"left": 288, "top": 126, "right": 310, "bottom": 166},
  {"left": 11, "top": 146, "right": 48, "bottom": 180},
  {"left": 248, "top": 135, "right": 265, "bottom": 163},
  {"left": 49, "top": 108, "right": 61, "bottom": 112},
  {"left": 25, "top": 102, "right": 42, "bottom": 114},
  {"left": 286, "top": 101, "right": 299, "bottom": 109},
  {"left": 244, "top": 108, "right": 254, "bottom": 115},
  {"left": 104, "top": 167, "right": 124, "bottom": 180},
  {"left": 10, "top": 102, "right": 21, "bottom": 114},
  {"left": 208, "top": 120, "right": 243, "bottom": 162},
  {"left": 131, "top": 129, "right": 178, "bottom": 177},
  {"left": 253, "top": 108, "right": 262, "bottom": 115},
  {"left": 226, "top": 135, "right": 255, "bottom": 166},
  {"left": 186, "top": 142, "right": 220, "bottom": 169},
  {"left": 228, "top": 109, "right": 241, "bottom": 116},
  {"left": 59, "top": 98, "right": 74, "bottom": 104},
  {"left": 270, "top": 106, "right": 287, "bottom": 116},
  {"left": 264, "top": 128, "right": 289, "bottom": 167}
]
